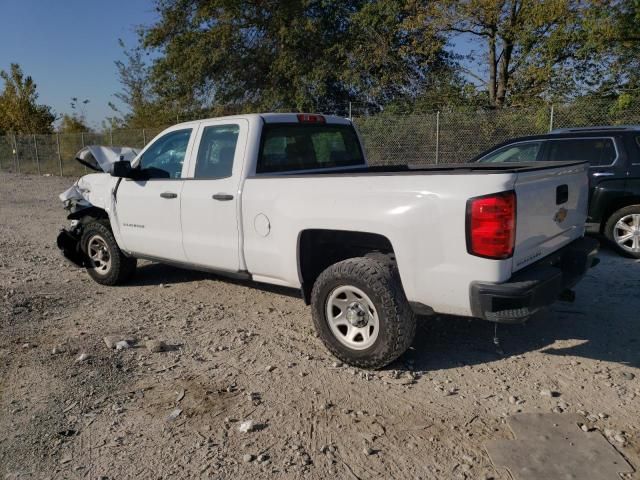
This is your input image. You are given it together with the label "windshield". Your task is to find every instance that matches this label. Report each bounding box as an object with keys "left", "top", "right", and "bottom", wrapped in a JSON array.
[{"left": 257, "top": 123, "right": 365, "bottom": 173}]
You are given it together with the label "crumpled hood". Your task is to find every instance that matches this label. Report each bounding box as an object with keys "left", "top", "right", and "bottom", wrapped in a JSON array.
[
  {"left": 59, "top": 146, "right": 138, "bottom": 210},
  {"left": 75, "top": 145, "right": 140, "bottom": 172}
]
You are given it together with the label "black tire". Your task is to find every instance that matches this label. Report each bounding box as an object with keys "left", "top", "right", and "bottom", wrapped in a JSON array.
[
  {"left": 80, "top": 221, "right": 136, "bottom": 285},
  {"left": 604, "top": 205, "right": 640, "bottom": 259},
  {"left": 310, "top": 256, "right": 416, "bottom": 369}
]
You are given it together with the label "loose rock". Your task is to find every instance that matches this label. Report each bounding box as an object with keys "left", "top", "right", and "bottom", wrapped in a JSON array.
[
  {"left": 75, "top": 353, "right": 89, "bottom": 363},
  {"left": 167, "top": 408, "right": 182, "bottom": 421},
  {"left": 243, "top": 453, "right": 255, "bottom": 463},
  {"left": 238, "top": 420, "right": 255, "bottom": 433},
  {"left": 115, "top": 340, "right": 131, "bottom": 350}
]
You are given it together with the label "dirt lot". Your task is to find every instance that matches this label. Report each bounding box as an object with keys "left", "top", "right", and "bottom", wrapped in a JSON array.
[{"left": 1, "top": 172, "right": 639, "bottom": 479}]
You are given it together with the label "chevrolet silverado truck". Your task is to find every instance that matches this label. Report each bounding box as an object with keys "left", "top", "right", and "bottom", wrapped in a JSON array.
[{"left": 57, "top": 113, "right": 598, "bottom": 368}]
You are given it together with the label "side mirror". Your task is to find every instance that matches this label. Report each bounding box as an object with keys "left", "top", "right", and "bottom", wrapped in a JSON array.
[{"left": 111, "top": 160, "right": 134, "bottom": 178}]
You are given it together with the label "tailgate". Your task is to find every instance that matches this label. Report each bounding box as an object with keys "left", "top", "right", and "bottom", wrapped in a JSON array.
[{"left": 512, "top": 162, "right": 589, "bottom": 272}]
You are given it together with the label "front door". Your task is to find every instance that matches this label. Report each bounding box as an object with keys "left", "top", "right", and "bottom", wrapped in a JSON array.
[
  {"left": 180, "top": 119, "right": 248, "bottom": 271},
  {"left": 116, "top": 127, "right": 195, "bottom": 261}
]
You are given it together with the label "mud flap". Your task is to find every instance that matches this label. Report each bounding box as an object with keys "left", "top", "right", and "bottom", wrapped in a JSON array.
[{"left": 56, "top": 229, "right": 87, "bottom": 267}]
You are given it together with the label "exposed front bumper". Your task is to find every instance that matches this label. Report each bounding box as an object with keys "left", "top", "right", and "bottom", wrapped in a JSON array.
[
  {"left": 470, "top": 236, "right": 599, "bottom": 323},
  {"left": 56, "top": 228, "right": 86, "bottom": 267}
]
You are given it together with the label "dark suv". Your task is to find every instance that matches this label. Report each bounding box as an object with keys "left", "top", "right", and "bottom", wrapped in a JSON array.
[{"left": 474, "top": 126, "right": 640, "bottom": 258}]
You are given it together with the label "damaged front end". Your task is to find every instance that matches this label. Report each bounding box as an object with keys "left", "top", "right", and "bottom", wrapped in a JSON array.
[{"left": 56, "top": 145, "right": 139, "bottom": 267}]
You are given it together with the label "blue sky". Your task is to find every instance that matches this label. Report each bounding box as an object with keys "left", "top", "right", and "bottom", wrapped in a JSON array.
[
  {"left": 0, "top": 0, "right": 159, "bottom": 129},
  {"left": 0, "top": 1, "right": 485, "bottom": 129}
]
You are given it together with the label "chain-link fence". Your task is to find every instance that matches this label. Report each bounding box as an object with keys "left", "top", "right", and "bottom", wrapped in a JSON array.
[{"left": 1, "top": 103, "right": 639, "bottom": 175}]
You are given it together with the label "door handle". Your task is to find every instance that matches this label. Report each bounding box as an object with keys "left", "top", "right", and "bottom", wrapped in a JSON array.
[
  {"left": 212, "top": 193, "right": 234, "bottom": 201},
  {"left": 592, "top": 172, "right": 614, "bottom": 177},
  {"left": 160, "top": 192, "right": 178, "bottom": 199}
]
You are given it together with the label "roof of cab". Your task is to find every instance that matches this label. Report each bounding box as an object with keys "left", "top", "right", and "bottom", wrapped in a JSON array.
[{"left": 172, "top": 112, "right": 351, "bottom": 129}]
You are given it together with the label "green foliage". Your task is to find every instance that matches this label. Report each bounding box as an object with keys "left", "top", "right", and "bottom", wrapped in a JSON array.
[
  {"left": 102, "top": 0, "right": 640, "bottom": 122},
  {"left": 0, "top": 64, "right": 55, "bottom": 134},
  {"left": 138, "top": 0, "right": 452, "bottom": 115},
  {"left": 58, "top": 114, "right": 91, "bottom": 133},
  {"left": 108, "top": 39, "right": 177, "bottom": 128}
]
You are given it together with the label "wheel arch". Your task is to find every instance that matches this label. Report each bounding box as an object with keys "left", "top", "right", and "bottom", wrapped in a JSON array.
[
  {"left": 297, "top": 229, "right": 396, "bottom": 304},
  {"left": 68, "top": 205, "right": 110, "bottom": 222},
  {"left": 600, "top": 198, "right": 640, "bottom": 233}
]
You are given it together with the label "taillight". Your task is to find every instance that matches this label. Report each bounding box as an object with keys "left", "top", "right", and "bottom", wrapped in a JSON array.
[
  {"left": 297, "top": 113, "right": 325, "bottom": 124},
  {"left": 466, "top": 191, "right": 516, "bottom": 259}
]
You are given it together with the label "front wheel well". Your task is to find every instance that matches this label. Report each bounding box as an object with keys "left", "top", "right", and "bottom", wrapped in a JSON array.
[
  {"left": 298, "top": 229, "right": 395, "bottom": 304},
  {"left": 68, "top": 206, "right": 109, "bottom": 222}
]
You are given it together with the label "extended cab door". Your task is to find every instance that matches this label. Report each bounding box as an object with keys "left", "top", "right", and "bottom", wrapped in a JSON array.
[
  {"left": 179, "top": 119, "right": 249, "bottom": 271},
  {"left": 115, "top": 127, "right": 195, "bottom": 261}
]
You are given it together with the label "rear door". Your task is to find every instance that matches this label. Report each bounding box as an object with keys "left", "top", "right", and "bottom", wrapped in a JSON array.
[
  {"left": 179, "top": 119, "right": 249, "bottom": 271},
  {"left": 542, "top": 136, "right": 623, "bottom": 190},
  {"left": 512, "top": 162, "right": 590, "bottom": 272}
]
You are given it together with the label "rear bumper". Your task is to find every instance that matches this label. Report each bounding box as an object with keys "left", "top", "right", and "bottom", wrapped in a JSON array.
[{"left": 470, "top": 236, "right": 599, "bottom": 324}]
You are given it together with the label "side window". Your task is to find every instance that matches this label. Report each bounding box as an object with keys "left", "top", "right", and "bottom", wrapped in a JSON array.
[
  {"left": 139, "top": 129, "right": 192, "bottom": 179},
  {"left": 546, "top": 138, "right": 616, "bottom": 167},
  {"left": 194, "top": 125, "right": 240, "bottom": 178},
  {"left": 477, "top": 141, "right": 543, "bottom": 163}
]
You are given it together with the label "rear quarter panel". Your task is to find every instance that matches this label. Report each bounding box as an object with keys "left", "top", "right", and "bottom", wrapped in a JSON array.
[{"left": 242, "top": 172, "right": 517, "bottom": 316}]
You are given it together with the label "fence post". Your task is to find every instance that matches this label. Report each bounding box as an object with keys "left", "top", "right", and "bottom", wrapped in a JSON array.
[
  {"left": 56, "top": 133, "right": 63, "bottom": 176},
  {"left": 110, "top": 129, "right": 113, "bottom": 146},
  {"left": 81, "top": 132, "right": 87, "bottom": 173},
  {"left": 142, "top": 128, "right": 146, "bottom": 146},
  {"left": 13, "top": 134, "right": 20, "bottom": 174},
  {"left": 435, "top": 111, "right": 440, "bottom": 164},
  {"left": 348, "top": 102, "right": 352, "bottom": 121},
  {"left": 33, "top": 134, "right": 41, "bottom": 175},
  {"left": 549, "top": 104, "right": 555, "bottom": 132}
]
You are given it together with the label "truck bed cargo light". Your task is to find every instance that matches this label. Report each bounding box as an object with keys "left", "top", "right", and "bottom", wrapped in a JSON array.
[{"left": 297, "top": 114, "right": 326, "bottom": 123}]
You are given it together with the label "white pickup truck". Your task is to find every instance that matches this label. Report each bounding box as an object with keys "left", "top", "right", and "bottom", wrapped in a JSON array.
[{"left": 57, "top": 113, "right": 598, "bottom": 368}]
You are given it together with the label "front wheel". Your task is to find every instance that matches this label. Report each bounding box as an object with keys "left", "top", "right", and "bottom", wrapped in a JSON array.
[
  {"left": 310, "top": 256, "right": 416, "bottom": 369},
  {"left": 80, "top": 221, "right": 137, "bottom": 285},
  {"left": 604, "top": 205, "right": 640, "bottom": 259}
]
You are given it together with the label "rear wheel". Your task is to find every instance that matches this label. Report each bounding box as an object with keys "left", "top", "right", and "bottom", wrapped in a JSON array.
[
  {"left": 310, "top": 256, "right": 416, "bottom": 369},
  {"left": 604, "top": 205, "right": 640, "bottom": 259},
  {"left": 81, "top": 221, "right": 136, "bottom": 285}
]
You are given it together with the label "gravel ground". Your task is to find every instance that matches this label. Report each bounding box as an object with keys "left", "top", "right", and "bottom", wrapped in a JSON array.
[{"left": 1, "top": 172, "right": 639, "bottom": 479}]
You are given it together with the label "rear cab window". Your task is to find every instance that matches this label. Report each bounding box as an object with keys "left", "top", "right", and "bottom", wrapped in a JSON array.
[
  {"left": 546, "top": 138, "right": 617, "bottom": 167},
  {"left": 257, "top": 123, "right": 365, "bottom": 173}
]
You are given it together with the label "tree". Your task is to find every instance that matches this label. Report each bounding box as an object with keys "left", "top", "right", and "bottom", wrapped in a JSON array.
[
  {"left": 138, "top": 0, "right": 454, "bottom": 115},
  {"left": 59, "top": 114, "right": 91, "bottom": 133},
  {"left": 58, "top": 97, "right": 92, "bottom": 133},
  {"left": 425, "top": 0, "right": 596, "bottom": 107},
  {"left": 109, "top": 39, "right": 173, "bottom": 128},
  {"left": 0, "top": 63, "right": 55, "bottom": 133}
]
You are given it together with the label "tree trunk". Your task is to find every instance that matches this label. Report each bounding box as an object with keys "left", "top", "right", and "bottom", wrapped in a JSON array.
[
  {"left": 496, "top": 42, "right": 513, "bottom": 107},
  {"left": 488, "top": 35, "right": 497, "bottom": 107}
]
